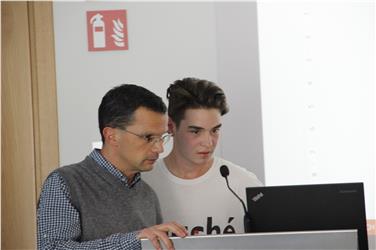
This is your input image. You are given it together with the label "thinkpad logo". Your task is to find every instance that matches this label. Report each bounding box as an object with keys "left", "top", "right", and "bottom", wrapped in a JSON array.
[{"left": 252, "top": 192, "right": 264, "bottom": 202}]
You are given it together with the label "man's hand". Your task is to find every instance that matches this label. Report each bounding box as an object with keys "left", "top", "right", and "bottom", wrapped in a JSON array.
[{"left": 137, "top": 222, "right": 187, "bottom": 250}]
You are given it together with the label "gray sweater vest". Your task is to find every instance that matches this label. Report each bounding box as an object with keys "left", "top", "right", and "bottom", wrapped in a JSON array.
[{"left": 55, "top": 156, "right": 162, "bottom": 242}]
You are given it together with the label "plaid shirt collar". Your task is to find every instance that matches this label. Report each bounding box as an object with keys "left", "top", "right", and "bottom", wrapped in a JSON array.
[{"left": 89, "top": 149, "right": 141, "bottom": 188}]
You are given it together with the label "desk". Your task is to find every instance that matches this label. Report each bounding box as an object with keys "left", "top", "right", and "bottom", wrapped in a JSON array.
[{"left": 141, "top": 229, "right": 358, "bottom": 250}]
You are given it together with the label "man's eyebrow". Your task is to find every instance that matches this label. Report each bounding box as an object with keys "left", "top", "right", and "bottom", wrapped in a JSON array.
[
  {"left": 188, "top": 125, "right": 204, "bottom": 130},
  {"left": 187, "top": 124, "right": 222, "bottom": 130},
  {"left": 212, "top": 124, "right": 222, "bottom": 129}
]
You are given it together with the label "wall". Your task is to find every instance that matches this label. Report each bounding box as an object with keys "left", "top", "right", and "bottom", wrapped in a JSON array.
[
  {"left": 53, "top": 2, "right": 265, "bottom": 180},
  {"left": 257, "top": 1, "right": 375, "bottom": 241},
  {"left": 215, "top": 2, "right": 264, "bottom": 180}
]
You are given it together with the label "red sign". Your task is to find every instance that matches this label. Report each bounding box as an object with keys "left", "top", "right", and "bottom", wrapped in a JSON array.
[{"left": 87, "top": 10, "right": 128, "bottom": 51}]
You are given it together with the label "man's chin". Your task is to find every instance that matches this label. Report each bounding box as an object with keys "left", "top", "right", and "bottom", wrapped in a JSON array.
[
  {"left": 141, "top": 159, "right": 157, "bottom": 171},
  {"left": 194, "top": 156, "right": 213, "bottom": 165}
]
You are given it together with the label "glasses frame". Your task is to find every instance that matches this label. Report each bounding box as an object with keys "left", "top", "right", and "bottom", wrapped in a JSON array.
[{"left": 120, "top": 128, "right": 171, "bottom": 145}]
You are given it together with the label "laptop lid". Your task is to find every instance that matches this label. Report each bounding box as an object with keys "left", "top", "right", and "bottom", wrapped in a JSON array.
[{"left": 246, "top": 182, "right": 368, "bottom": 250}]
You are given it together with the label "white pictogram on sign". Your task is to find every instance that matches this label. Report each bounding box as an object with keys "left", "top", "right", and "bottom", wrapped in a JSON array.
[
  {"left": 90, "top": 13, "right": 105, "bottom": 48},
  {"left": 112, "top": 18, "right": 125, "bottom": 47}
]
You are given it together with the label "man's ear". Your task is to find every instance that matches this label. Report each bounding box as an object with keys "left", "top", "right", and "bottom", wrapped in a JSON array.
[
  {"left": 168, "top": 117, "right": 177, "bottom": 135},
  {"left": 102, "top": 127, "right": 118, "bottom": 146}
]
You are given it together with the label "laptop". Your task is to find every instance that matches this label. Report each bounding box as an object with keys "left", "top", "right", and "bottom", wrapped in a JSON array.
[{"left": 246, "top": 182, "right": 368, "bottom": 250}]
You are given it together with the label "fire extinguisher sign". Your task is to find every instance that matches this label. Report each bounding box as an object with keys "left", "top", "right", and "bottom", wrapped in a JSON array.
[{"left": 87, "top": 10, "right": 128, "bottom": 51}]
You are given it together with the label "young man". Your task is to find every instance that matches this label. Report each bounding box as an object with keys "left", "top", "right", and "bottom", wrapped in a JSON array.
[
  {"left": 37, "top": 84, "right": 187, "bottom": 250},
  {"left": 143, "top": 78, "right": 262, "bottom": 236}
]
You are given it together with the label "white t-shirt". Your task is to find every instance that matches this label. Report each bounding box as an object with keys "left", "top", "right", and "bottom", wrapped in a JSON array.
[{"left": 142, "top": 157, "right": 262, "bottom": 235}]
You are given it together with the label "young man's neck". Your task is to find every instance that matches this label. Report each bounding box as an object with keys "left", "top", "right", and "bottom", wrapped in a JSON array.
[{"left": 164, "top": 150, "right": 213, "bottom": 179}]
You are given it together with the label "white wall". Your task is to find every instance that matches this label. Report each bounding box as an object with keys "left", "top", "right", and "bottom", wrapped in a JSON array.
[
  {"left": 215, "top": 2, "right": 265, "bottom": 180},
  {"left": 53, "top": 2, "right": 264, "bottom": 180},
  {"left": 257, "top": 1, "right": 375, "bottom": 221}
]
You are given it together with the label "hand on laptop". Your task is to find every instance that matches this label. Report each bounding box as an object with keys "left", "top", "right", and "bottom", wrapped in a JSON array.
[{"left": 138, "top": 222, "right": 188, "bottom": 250}]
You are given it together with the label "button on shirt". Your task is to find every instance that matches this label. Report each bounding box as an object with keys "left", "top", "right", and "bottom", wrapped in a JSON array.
[{"left": 37, "top": 149, "right": 142, "bottom": 250}]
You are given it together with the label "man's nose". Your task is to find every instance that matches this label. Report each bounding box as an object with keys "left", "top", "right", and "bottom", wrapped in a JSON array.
[
  {"left": 201, "top": 133, "right": 214, "bottom": 147},
  {"left": 151, "top": 139, "right": 164, "bottom": 153}
]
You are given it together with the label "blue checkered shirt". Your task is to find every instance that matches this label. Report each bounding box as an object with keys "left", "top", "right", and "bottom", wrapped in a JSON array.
[{"left": 37, "top": 149, "right": 143, "bottom": 249}]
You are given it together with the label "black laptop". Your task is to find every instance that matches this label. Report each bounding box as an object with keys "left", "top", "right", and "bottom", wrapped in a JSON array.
[{"left": 246, "top": 182, "right": 368, "bottom": 250}]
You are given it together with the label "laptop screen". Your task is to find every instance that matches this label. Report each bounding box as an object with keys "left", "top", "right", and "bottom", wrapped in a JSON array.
[{"left": 246, "top": 182, "right": 368, "bottom": 250}]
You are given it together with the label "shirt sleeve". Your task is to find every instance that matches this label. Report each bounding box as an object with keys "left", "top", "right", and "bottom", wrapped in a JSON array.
[{"left": 37, "top": 172, "right": 142, "bottom": 250}]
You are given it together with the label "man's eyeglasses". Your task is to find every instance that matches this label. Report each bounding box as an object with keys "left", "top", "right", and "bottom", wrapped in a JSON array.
[{"left": 121, "top": 128, "right": 171, "bottom": 145}]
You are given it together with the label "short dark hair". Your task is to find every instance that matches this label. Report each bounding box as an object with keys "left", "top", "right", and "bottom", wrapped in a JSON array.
[
  {"left": 98, "top": 84, "right": 167, "bottom": 143},
  {"left": 167, "top": 77, "right": 229, "bottom": 127}
]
